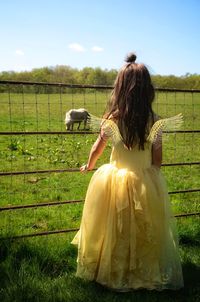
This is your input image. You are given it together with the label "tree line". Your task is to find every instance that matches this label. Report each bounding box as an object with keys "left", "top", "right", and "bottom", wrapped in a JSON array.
[{"left": 0, "top": 65, "right": 200, "bottom": 91}]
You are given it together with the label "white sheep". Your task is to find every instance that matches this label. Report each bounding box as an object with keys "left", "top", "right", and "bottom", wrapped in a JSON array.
[{"left": 65, "top": 108, "right": 90, "bottom": 131}]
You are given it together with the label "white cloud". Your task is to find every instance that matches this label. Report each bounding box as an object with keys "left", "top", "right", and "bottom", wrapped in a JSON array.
[
  {"left": 15, "top": 49, "right": 24, "bottom": 56},
  {"left": 91, "top": 46, "right": 104, "bottom": 52},
  {"left": 68, "top": 43, "right": 86, "bottom": 52}
]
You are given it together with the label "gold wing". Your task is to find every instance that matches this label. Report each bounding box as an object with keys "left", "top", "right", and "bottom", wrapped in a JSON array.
[
  {"left": 89, "top": 113, "right": 183, "bottom": 148},
  {"left": 147, "top": 113, "right": 183, "bottom": 148},
  {"left": 88, "top": 114, "right": 122, "bottom": 145}
]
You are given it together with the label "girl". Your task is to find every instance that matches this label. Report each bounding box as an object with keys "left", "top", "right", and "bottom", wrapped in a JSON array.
[{"left": 72, "top": 53, "right": 184, "bottom": 291}]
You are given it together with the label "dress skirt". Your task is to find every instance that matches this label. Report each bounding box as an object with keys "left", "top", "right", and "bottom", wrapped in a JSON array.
[{"left": 72, "top": 163, "right": 184, "bottom": 291}]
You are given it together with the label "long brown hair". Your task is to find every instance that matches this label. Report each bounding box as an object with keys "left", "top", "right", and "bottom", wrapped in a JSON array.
[{"left": 105, "top": 53, "right": 155, "bottom": 150}]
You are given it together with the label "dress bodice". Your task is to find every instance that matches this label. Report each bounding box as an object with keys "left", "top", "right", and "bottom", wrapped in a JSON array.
[{"left": 110, "top": 141, "right": 152, "bottom": 171}]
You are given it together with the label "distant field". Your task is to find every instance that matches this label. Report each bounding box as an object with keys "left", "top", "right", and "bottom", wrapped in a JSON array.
[{"left": 0, "top": 89, "right": 200, "bottom": 302}]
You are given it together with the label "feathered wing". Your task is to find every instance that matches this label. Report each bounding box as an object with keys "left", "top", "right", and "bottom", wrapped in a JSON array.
[
  {"left": 88, "top": 114, "right": 122, "bottom": 145},
  {"left": 147, "top": 113, "right": 183, "bottom": 148},
  {"left": 89, "top": 113, "right": 183, "bottom": 148}
]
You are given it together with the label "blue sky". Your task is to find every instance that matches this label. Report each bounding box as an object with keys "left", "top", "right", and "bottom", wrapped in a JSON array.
[{"left": 0, "top": 0, "right": 199, "bottom": 75}]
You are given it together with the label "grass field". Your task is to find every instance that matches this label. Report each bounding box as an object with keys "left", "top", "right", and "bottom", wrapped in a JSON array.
[{"left": 0, "top": 88, "right": 200, "bottom": 301}]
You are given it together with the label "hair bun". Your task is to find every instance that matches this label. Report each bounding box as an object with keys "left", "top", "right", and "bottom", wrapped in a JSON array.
[{"left": 125, "top": 52, "right": 137, "bottom": 63}]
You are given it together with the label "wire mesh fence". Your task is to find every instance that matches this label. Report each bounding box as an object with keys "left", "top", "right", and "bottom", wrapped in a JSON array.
[{"left": 0, "top": 80, "right": 199, "bottom": 240}]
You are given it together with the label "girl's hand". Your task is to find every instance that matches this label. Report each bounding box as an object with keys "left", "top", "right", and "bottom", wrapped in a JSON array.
[{"left": 80, "top": 164, "right": 89, "bottom": 173}]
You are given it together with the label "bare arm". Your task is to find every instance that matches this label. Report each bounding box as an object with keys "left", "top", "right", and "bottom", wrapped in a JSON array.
[
  {"left": 152, "top": 143, "right": 162, "bottom": 168},
  {"left": 80, "top": 134, "right": 107, "bottom": 172}
]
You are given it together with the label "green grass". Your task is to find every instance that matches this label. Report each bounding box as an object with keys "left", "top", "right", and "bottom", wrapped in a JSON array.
[
  {"left": 0, "top": 229, "right": 200, "bottom": 302},
  {"left": 0, "top": 89, "right": 200, "bottom": 301}
]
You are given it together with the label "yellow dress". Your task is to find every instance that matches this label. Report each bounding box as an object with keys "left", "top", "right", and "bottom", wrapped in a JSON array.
[{"left": 72, "top": 116, "right": 184, "bottom": 291}]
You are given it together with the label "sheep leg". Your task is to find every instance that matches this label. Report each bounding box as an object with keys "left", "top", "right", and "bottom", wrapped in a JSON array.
[
  {"left": 83, "top": 119, "right": 87, "bottom": 130},
  {"left": 66, "top": 123, "right": 70, "bottom": 131}
]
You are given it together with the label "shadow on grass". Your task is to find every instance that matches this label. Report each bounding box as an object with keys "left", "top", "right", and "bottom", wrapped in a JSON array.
[
  {"left": 179, "top": 234, "right": 200, "bottom": 247},
  {"left": 0, "top": 238, "right": 200, "bottom": 302},
  {"left": 182, "top": 261, "right": 200, "bottom": 288},
  {"left": 0, "top": 238, "right": 76, "bottom": 282}
]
